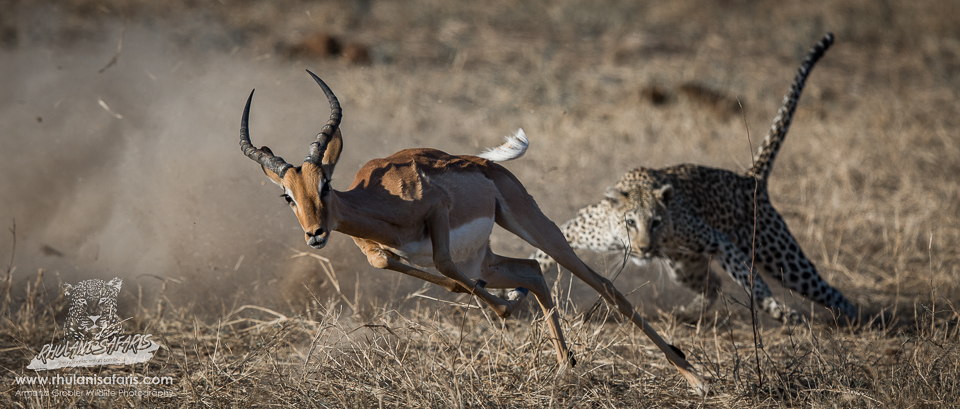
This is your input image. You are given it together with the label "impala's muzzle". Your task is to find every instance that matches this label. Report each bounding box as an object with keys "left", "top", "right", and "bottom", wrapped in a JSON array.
[{"left": 306, "top": 228, "right": 328, "bottom": 249}]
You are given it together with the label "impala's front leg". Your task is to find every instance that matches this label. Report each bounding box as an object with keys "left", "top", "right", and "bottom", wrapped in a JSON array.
[
  {"left": 353, "top": 239, "right": 469, "bottom": 293},
  {"left": 481, "top": 251, "right": 574, "bottom": 367},
  {"left": 427, "top": 210, "right": 528, "bottom": 318}
]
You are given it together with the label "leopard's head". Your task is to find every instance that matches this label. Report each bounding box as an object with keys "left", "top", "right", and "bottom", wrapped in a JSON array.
[{"left": 606, "top": 180, "right": 674, "bottom": 263}]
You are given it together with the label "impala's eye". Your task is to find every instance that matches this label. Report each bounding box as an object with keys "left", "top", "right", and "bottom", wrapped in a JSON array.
[
  {"left": 320, "top": 181, "right": 331, "bottom": 196},
  {"left": 651, "top": 218, "right": 662, "bottom": 230},
  {"left": 281, "top": 194, "right": 294, "bottom": 205}
]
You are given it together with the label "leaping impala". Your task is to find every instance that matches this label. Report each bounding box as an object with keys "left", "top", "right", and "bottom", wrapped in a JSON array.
[{"left": 238, "top": 70, "right": 707, "bottom": 395}]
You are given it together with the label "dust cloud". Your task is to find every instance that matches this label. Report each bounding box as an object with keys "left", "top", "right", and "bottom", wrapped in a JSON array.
[
  {"left": 0, "top": 14, "right": 407, "bottom": 315},
  {"left": 0, "top": 3, "right": 692, "bottom": 319}
]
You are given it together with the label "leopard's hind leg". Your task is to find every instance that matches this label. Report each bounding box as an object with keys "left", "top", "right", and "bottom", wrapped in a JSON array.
[
  {"left": 678, "top": 214, "right": 802, "bottom": 324},
  {"left": 748, "top": 203, "right": 857, "bottom": 322}
]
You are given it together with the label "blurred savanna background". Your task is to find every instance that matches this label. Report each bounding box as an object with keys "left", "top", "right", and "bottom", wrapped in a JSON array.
[{"left": 2, "top": 0, "right": 959, "bottom": 407}]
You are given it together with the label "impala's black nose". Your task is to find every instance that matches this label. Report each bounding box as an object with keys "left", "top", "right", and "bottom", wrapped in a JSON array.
[{"left": 306, "top": 228, "right": 328, "bottom": 249}]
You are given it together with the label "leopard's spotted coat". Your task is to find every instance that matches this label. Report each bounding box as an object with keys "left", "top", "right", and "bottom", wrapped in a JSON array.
[{"left": 533, "top": 33, "right": 856, "bottom": 324}]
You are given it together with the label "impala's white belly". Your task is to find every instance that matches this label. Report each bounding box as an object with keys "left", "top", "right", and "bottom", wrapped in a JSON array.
[{"left": 386, "top": 217, "right": 494, "bottom": 267}]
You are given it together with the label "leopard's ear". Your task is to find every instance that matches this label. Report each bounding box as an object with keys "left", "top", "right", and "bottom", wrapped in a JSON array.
[
  {"left": 107, "top": 277, "right": 122, "bottom": 292},
  {"left": 604, "top": 186, "right": 629, "bottom": 209},
  {"left": 656, "top": 184, "right": 674, "bottom": 206},
  {"left": 62, "top": 283, "right": 74, "bottom": 298}
]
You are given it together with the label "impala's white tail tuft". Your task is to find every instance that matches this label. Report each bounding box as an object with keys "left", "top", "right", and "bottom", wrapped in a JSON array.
[{"left": 477, "top": 128, "right": 528, "bottom": 162}]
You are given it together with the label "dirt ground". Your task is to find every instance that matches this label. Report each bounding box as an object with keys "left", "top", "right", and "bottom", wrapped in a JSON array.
[{"left": 2, "top": 0, "right": 959, "bottom": 407}]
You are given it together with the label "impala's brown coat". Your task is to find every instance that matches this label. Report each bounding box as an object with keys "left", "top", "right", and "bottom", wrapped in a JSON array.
[{"left": 239, "top": 70, "right": 707, "bottom": 395}]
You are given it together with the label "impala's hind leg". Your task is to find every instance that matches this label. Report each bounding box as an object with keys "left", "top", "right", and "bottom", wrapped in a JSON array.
[
  {"left": 502, "top": 212, "right": 706, "bottom": 394},
  {"left": 529, "top": 200, "right": 627, "bottom": 273},
  {"left": 479, "top": 250, "right": 573, "bottom": 367},
  {"left": 489, "top": 172, "right": 707, "bottom": 395}
]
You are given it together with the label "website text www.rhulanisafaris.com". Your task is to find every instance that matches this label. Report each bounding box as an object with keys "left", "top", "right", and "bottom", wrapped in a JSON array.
[
  {"left": 15, "top": 374, "right": 173, "bottom": 386},
  {"left": 14, "top": 375, "right": 176, "bottom": 398}
]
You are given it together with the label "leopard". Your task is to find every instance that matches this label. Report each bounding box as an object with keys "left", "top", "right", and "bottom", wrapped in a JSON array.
[
  {"left": 62, "top": 277, "right": 123, "bottom": 341},
  {"left": 533, "top": 33, "right": 857, "bottom": 325}
]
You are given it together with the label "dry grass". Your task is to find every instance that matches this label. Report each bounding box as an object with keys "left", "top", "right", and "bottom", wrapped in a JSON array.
[
  {"left": 3, "top": 0, "right": 960, "bottom": 407},
  {"left": 3, "top": 263, "right": 959, "bottom": 407}
]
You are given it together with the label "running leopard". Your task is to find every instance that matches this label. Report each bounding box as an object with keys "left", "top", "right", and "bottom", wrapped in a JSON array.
[{"left": 533, "top": 33, "right": 856, "bottom": 324}]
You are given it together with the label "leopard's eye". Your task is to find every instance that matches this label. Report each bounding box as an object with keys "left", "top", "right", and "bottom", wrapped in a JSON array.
[{"left": 625, "top": 219, "right": 637, "bottom": 228}]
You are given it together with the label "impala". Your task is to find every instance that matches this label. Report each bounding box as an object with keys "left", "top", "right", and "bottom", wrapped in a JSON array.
[{"left": 238, "top": 70, "right": 707, "bottom": 395}]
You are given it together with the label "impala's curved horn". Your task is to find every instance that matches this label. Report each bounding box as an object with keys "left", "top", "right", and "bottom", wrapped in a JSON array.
[
  {"left": 304, "top": 70, "right": 342, "bottom": 166},
  {"left": 239, "top": 89, "right": 293, "bottom": 177}
]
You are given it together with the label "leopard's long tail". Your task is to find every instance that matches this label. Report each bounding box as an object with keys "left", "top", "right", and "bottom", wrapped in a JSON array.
[{"left": 747, "top": 33, "right": 834, "bottom": 181}]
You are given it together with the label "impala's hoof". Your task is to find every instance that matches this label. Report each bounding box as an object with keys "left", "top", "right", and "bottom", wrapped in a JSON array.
[
  {"left": 669, "top": 344, "right": 686, "bottom": 360},
  {"left": 507, "top": 287, "right": 528, "bottom": 301},
  {"left": 501, "top": 288, "right": 529, "bottom": 316}
]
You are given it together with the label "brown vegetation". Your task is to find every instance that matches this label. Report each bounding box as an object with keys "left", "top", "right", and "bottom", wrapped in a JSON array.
[
  {"left": 283, "top": 31, "right": 371, "bottom": 65},
  {"left": 678, "top": 83, "right": 742, "bottom": 120}
]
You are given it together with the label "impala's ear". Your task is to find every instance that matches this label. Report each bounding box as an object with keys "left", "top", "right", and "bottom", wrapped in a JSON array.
[
  {"left": 258, "top": 146, "right": 284, "bottom": 186},
  {"left": 656, "top": 184, "right": 674, "bottom": 206},
  {"left": 320, "top": 128, "right": 342, "bottom": 177}
]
